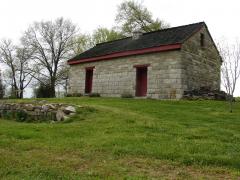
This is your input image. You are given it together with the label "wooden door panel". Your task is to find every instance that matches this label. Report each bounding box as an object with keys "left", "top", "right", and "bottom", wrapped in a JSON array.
[
  {"left": 85, "top": 69, "right": 93, "bottom": 93},
  {"left": 136, "top": 67, "right": 147, "bottom": 97}
]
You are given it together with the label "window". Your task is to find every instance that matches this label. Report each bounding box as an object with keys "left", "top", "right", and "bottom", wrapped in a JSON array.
[{"left": 200, "top": 33, "right": 205, "bottom": 47}]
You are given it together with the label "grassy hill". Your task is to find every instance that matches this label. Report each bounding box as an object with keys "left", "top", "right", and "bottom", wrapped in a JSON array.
[{"left": 0, "top": 97, "right": 240, "bottom": 179}]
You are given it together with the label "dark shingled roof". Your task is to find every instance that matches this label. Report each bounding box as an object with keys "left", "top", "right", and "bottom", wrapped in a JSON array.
[{"left": 69, "top": 22, "right": 205, "bottom": 62}]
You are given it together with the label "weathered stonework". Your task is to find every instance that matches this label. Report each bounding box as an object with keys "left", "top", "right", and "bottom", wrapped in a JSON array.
[
  {"left": 181, "top": 26, "right": 221, "bottom": 91},
  {"left": 0, "top": 102, "right": 78, "bottom": 122},
  {"left": 68, "top": 27, "right": 221, "bottom": 99},
  {"left": 69, "top": 51, "right": 187, "bottom": 99}
]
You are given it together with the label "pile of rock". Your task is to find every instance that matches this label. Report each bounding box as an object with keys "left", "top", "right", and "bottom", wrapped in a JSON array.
[
  {"left": 183, "top": 87, "right": 230, "bottom": 100},
  {"left": 0, "top": 101, "right": 78, "bottom": 122}
]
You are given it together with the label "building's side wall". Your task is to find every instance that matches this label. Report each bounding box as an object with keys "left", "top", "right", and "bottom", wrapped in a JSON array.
[
  {"left": 181, "top": 26, "right": 222, "bottom": 91},
  {"left": 69, "top": 51, "right": 186, "bottom": 99}
]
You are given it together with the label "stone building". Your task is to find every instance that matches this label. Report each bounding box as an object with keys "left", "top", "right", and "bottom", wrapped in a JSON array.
[{"left": 67, "top": 22, "right": 222, "bottom": 99}]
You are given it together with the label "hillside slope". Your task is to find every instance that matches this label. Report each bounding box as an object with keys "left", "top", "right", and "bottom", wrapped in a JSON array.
[{"left": 0, "top": 98, "right": 240, "bottom": 179}]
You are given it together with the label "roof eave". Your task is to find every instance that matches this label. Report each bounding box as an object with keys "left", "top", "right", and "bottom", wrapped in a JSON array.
[{"left": 68, "top": 43, "right": 182, "bottom": 65}]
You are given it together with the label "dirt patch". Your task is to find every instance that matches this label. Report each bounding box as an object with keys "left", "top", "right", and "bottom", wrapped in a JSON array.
[{"left": 118, "top": 156, "right": 239, "bottom": 179}]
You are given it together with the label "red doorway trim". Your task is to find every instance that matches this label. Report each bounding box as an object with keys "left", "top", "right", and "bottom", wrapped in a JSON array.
[
  {"left": 85, "top": 66, "right": 95, "bottom": 70},
  {"left": 68, "top": 44, "right": 181, "bottom": 65},
  {"left": 133, "top": 64, "right": 150, "bottom": 68}
]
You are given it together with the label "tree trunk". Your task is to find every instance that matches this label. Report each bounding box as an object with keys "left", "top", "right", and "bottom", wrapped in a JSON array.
[
  {"left": 19, "top": 89, "right": 24, "bottom": 99},
  {"left": 49, "top": 80, "right": 56, "bottom": 98},
  {"left": 229, "top": 96, "right": 233, "bottom": 113},
  {"left": 12, "top": 86, "right": 20, "bottom": 99}
]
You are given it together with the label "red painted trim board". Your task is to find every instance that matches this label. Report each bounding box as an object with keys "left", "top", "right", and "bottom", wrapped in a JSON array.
[{"left": 68, "top": 44, "right": 181, "bottom": 65}]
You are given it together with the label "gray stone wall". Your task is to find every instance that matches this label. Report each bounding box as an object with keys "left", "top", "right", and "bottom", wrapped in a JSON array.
[
  {"left": 181, "top": 26, "right": 222, "bottom": 91},
  {"left": 69, "top": 51, "right": 185, "bottom": 99}
]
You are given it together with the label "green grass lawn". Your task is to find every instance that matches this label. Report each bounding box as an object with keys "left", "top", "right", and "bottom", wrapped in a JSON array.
[{"left": 0, "top": 97, "right": 240, "bottom": 179}]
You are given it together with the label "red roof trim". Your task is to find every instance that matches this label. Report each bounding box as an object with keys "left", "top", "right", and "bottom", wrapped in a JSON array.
[{"left": 68, "top": 44, "right": 181, "bottom": 65}]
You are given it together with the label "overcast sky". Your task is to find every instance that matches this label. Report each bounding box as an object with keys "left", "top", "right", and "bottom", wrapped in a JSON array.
[{"left": 0, "top": 0, "right": 239, "bottom": 96}]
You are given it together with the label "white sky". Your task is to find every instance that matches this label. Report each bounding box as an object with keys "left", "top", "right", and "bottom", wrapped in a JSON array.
[{"left": 0, "top": 0, "right": 239, "bottom": 96}]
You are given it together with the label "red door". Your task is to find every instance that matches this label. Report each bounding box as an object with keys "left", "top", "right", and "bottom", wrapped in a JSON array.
[
  {"left": 136, "top": 67, "right": 147, "bottom": 97},
  {"left": 85, "top": 69, "right": 93, "bottom": 93}
]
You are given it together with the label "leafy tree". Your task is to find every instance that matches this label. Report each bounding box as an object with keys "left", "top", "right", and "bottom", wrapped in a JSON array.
[
  {"left": 22, "top": 17, "right": 78, "bottom": 97},
  {"left": 92, "top": 27, "right": 125, "bottom": 44},
  {"left": 72, "top": 34, "right": 93, "bottom": 55},
  {"left": 115, "top": 1, "right": 169, "bottom": 35},
  {"left": 73, "top": 27, "right": 124, "bottom": 53}
]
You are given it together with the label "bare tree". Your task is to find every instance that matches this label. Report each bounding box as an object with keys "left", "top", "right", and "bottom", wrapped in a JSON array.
[
  {"left": 0, "top": 70, "right": 5, "bottom": 98},
  {"left": 16, "top": 45, "right": 35, "bottom": 98},
  {"left": 219, "top": 41, "right": 240, "bottom": 112},
  {"left": 0, "top": 40, "right": 18, "bottom": 97},
  {"left": 22, "top": 17, "right": 78, "bottom": 97},
  {"left": 0, "top": 39, "right": 34, "bottom": 98}
]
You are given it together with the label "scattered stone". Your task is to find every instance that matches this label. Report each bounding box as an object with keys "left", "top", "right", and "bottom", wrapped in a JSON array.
[
  {"left": 24, "top": 104, "right": 34, "bottom": 111},
  {"left": 63, "top": 116, "right": 70, "bottom": 120},
  {"left": 69, "top": 113, "right": 76, "bottom": 116},
  {"left": 47, "top": 104, "right": 56, "bottom": 110},
  {"left": 56, "top": 110, "right": 65, "bottom": 121},
  {"left": 0, "top": 102, "right": 80, "bottom": 122},
  {"left": 10, "top": 104, "right": 16, "bottom": 110},
  {"left": 34, "top": 106, "right": 42, "bottom": 110},
  {"left": 38, "top": 100, "right": 48, "bottom": 104},
  {"left": 34, "top": 108, "right": 41, "bottom": 115},
  {"left": 183, "top": 86, "right": 231, "bottom": 100},
  {"left": 42, "top": 105, "right": 49, "bottom": 112},
  {"left": 63, "top": 106, "right": 76, "bottom": 114}
]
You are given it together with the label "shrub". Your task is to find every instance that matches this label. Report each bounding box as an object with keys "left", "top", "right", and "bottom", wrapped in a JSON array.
[
  {"left": 89, "top": 93, "right": 100, "bottom": 97},
  {"left": 236, "top": 97, "right": 240, "bottom": 102},
  {"left": 34, "top": 83, "right": 54, "bottom": 98},
  {"left": 0, "top": 81, "right": 5, "bottom": 99},
  {"left": 121, "top": 93, "right": 133, "bottom": 98},
  {"left": 16, "top": 110, "right": 28, "bottom": 122},
  {"left": 66, "top": 93, "right": 82, "bottom": 97},
  {"left": 8, "top": 95, "right": 18, "bottom": 99},
  {"left": 2, "top": 110, "right": 14, "bottom": 119}
]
